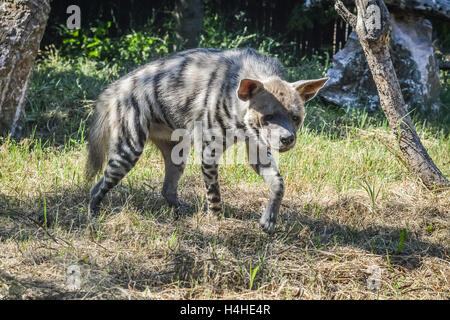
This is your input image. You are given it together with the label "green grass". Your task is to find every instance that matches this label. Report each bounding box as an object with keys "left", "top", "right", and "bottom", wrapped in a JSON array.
[{"left": 0, "top": 48, "right": 449, "bottom": 299}]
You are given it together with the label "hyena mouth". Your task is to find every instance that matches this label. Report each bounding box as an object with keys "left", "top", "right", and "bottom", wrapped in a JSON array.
[{"left": 276, "top": 141, "right": 296, "bottom": 153}]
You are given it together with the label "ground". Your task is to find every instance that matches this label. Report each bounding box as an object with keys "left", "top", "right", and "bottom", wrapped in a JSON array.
[{"left": 0, "top": 51, "right": 448, "bottom": 300}]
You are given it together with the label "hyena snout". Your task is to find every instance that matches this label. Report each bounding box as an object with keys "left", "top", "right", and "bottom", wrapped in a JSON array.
[
  {"left": 280, "top": 134, "right": 295, "bottom": 147},
  {"left": 276, "top": 129, "right": 296, "bottom": 152}
]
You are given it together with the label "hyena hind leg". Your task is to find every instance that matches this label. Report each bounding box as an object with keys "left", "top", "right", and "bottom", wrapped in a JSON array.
[
  {"left": 153, "top": 139, "right": 187, "bottom": 208},
  {"left": 201, "top": 162, "right": 221, "bottom": 214},
  {"left": 201, "top": 141, "right": 225, "bottom": 215},
  {"left": 89, "top": 137, "right": 144, "bottom": 217}
]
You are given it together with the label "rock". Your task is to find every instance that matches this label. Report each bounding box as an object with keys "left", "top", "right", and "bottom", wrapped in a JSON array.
[
  {"left": 386, "top": 0, "right": 450, "bottom": 21},
  {"left": 319, "top": 13, "right": 441, "bottom": 111},
  {"left": 305, "top": 0, "right": 450, "bottom": 21}
]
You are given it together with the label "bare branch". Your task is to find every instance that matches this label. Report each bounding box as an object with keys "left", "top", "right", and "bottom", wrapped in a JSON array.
[
  {"left": 335, "top": 0, "right": 357, "bottom": 29},
  {"left": 334, "top": 0, "right": 449, "bottom": 188}
]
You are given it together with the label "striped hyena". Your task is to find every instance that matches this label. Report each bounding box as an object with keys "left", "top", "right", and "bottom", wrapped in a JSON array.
[{"left": 86, "top": 48, "right": 328, "bottom": 234}]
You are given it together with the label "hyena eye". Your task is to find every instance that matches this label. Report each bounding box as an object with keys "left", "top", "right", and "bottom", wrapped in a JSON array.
[
  {"left": 292, "top": 115, "right": 300, "bottom": 122},
  {"left": 264, "top": 114, "right": 274, "bottom": 122}
]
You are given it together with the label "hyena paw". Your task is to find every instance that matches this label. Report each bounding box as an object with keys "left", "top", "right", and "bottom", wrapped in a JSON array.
[
  {"left": 87, "top": 202, "right": 102, "bottom": 232},
  {"left": 162, "top": 190, "right": 185, "bottom": 209},
  {"left": 208, "top": 201, "right": 222, "bottom": 214},
  {"left": 201, "top": 201, "right": 222, "bottom": 215},
  {"left": 165, "top": 197, "right": 185, "bottom": 209},
  {"left": 260, "top": 211, "right": 276, "bottom": 235},
  {"left": 88, "top": 201, "right": 100, "bottom": 219},
  {"left": 201, "top": 200, "right": 208, "bottom": 213}
]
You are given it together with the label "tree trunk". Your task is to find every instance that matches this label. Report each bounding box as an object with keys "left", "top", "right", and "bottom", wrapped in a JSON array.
[
  {"left": 335, "top": 0, "right": 449, "bottom": 188},
  {"left": 173, "top": 0, "right": 204, "bottom": 50},
  {"left": 0, "top": 0, "right": 51, "bottom": 138}
]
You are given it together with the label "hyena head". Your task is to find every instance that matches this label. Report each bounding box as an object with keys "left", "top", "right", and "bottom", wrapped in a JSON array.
[{"left": 238, "top": 76, "right": 329, "bottom": 152}]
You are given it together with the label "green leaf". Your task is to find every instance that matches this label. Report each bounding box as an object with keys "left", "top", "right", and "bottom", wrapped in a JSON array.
[
  {"left": 249, "top": 265, "right": 259, "bottom": 290},
  {"left": 395, "top": 229, "right": 407, "bottom": 255}
]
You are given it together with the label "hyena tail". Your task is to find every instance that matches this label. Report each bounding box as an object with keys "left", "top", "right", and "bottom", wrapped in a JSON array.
[{"left": 85, "top": 99, "right": 110, "bottom": 180}]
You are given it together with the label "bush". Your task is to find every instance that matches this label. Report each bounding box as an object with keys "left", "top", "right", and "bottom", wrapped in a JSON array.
[{"left": 55, "top": 12, "right": 175, "bottom": 71}]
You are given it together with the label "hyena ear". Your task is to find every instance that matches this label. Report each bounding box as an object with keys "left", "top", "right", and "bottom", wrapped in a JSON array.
[
  {"left": 293, "top": 77, "right": 329, "bottom": 102},
  {"left": 237, "top": 78, "right": 264, "bottom": 101}
]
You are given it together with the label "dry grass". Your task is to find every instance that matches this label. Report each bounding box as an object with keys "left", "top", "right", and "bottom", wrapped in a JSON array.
[{"left": 0, "top": 124, "right": 449, "bottom": 300}]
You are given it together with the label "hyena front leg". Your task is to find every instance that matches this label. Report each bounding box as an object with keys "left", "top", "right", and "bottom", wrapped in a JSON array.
[
  {"left": 89, "top": 136, "right": 144, "bottom": 217},
  {"left": 247, "top": 144, "right": 284, "bottom": 235},
  {"left": 153, "top": 139, "right": 187, "bottom": 208}
]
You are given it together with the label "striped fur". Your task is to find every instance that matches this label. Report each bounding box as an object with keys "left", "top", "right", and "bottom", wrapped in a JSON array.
[{"left": 86, "top": 48, "right": 328, "bottom": 234}]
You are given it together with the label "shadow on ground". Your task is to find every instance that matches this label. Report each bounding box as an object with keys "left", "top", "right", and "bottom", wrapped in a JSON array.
[{"left": 0, "top": 181, "right": 447, "bottom": 298}]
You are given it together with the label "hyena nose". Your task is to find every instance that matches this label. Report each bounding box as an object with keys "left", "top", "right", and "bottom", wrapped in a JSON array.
[{"left": 280, "top": 134, "right": 295, "bottom": 146}]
